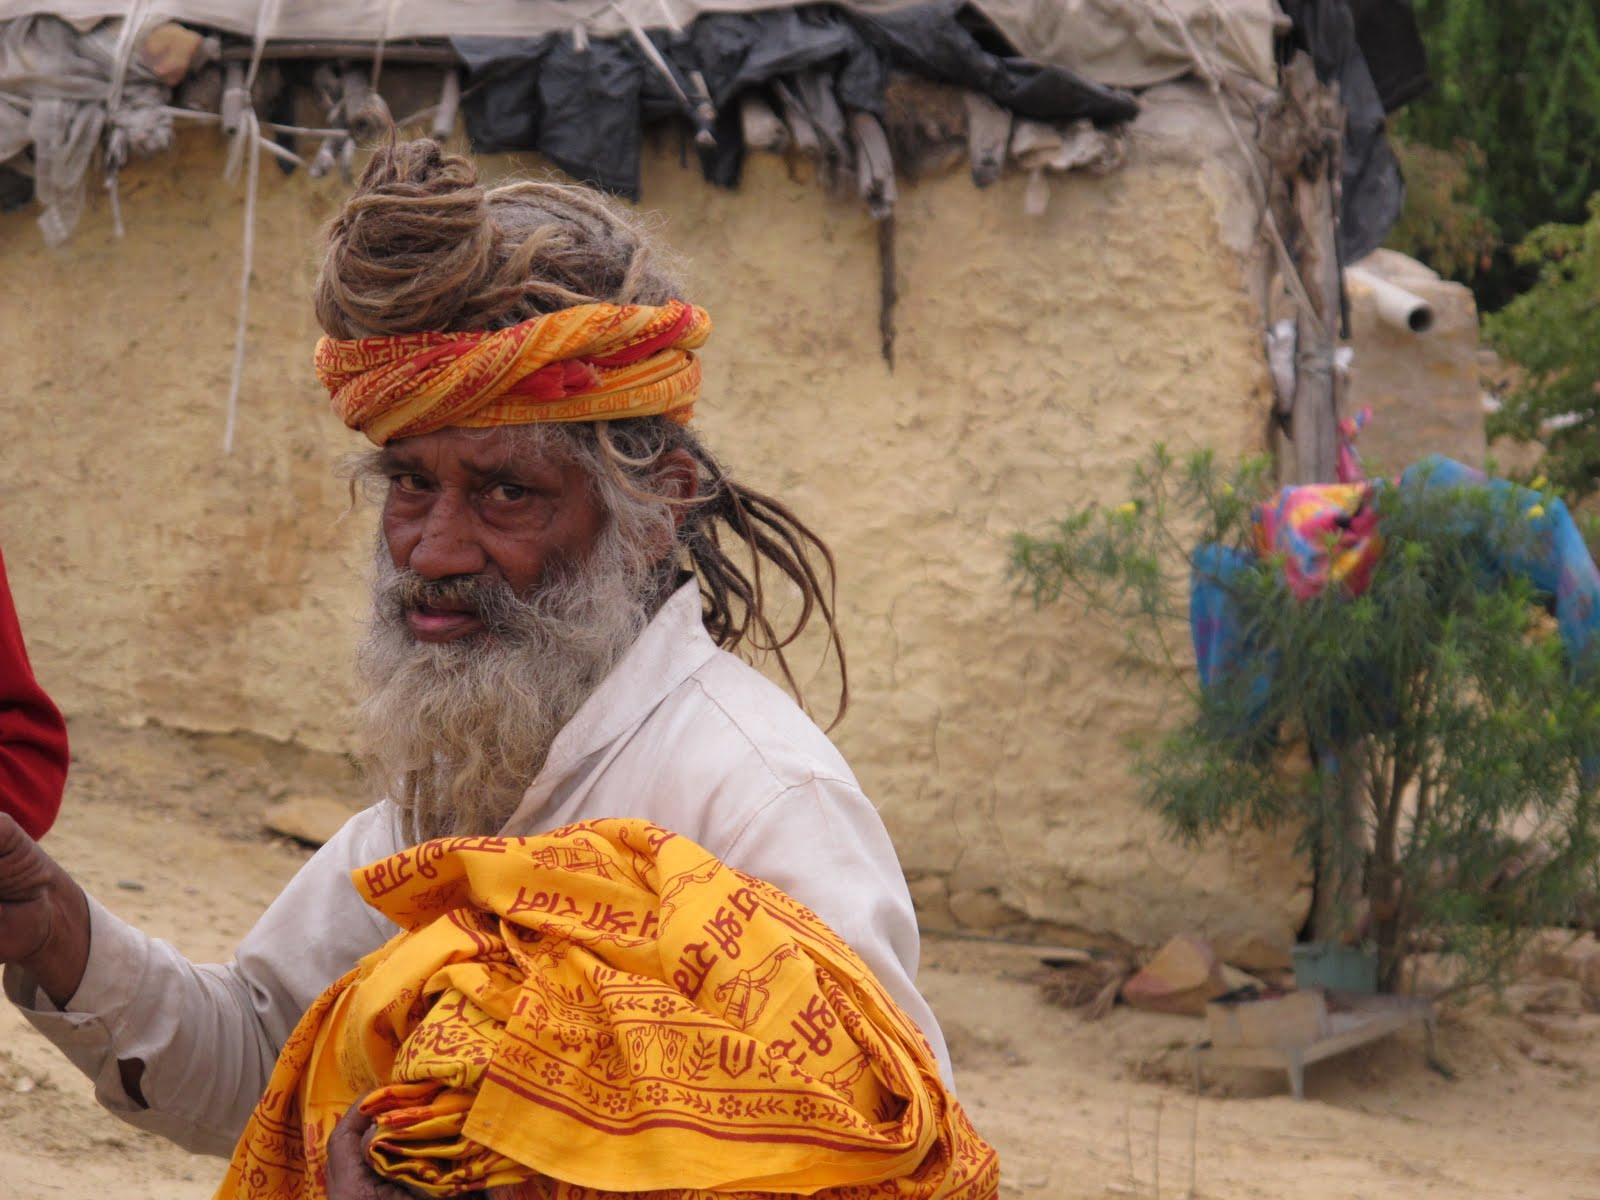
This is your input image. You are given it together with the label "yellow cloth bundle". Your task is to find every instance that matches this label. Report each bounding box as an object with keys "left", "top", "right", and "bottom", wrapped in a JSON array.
[{"left": 216, "top": 819, "right": 998, "bottom": 1199}]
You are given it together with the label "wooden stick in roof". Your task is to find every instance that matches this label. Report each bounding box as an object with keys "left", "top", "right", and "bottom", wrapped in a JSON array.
[
  {"left": 430, "top": 70, "right": 461, "bottom": 144},
  {"left": 605, "top": 1, "right": 716, "bottom": 149}
]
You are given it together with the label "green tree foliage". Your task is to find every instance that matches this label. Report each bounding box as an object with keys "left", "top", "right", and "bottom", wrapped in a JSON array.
[
  {"left": 1012, "top": 449, "right": 1600, "bottom": 992},
  {"left": 1384, "top": 137, "right": 1499, "bottom": 281},
  {"left": 1394, "top": 2, "right": 1600, "bottom": 305},
  {"left": 1486, "top": 195, "right": 1600, "bottom": 495}
]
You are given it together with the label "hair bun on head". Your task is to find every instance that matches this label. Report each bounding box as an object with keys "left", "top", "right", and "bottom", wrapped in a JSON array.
[
  {"left": 315, "top": 136, "right": 686, "bottom": 340},
  {"left": 314, "top": 138, "right": 496, "bottom": 338}
]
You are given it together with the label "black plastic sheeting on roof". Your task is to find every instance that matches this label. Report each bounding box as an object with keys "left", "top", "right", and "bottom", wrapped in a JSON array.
[
  {"left": 455, "top": 0, "right": 1426, "bottom": 269},
  {"left": 687, "top": 8, "right": 884, "bottom": 112},
  {"left": 1278, "top": 0, "right": 1430, "bottom": 264},
  {"left": 456, "top": 2, "right": 1137, "bottom": 201},
  {"left": 456, "top": 35, "right": 648, "bottom": 197},
  {"left": 848, "top": 0, "right": 1138, "bottom": 123},
  {"left": 1348, "top": 0, "right": 1430, "bottom": 112}
]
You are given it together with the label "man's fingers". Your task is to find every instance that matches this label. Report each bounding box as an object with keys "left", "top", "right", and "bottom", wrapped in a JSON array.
[
  {"left": 0, "top": 812, "right": 88, "bottom": 1001},
  {"left": 326, "top": 1097, "right": 418, "bottom": 1199},
  {"left": 334, "top": 1098, "right": 375, "bottom": 1139},
  {"left": 0, "top": 813, "right": 57, "bottom": 968},
  {"left": 360, "top": 1113, "right": 385, "bottom": 1159},
  {"left": 0, "top": 813, "right": 53, "bottom": 900},
  {"left": 0, "top": 812, "right": 35, "bottom": 871},
  {"left": 327, "top": 1098, "right": 374, "bottom": 1170}
]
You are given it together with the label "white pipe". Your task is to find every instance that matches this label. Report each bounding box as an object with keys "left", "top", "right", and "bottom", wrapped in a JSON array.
[{"left": 1347, "top": 265, "right": 1435, "bottom": 334}]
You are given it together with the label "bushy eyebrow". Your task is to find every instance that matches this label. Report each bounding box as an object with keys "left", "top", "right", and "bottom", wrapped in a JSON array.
[
  {"left": 377, "top": 447, "right": 427, "bottom": 475},
  {"left": 374, "top": 445, "right": 557, "bottom": 483}
]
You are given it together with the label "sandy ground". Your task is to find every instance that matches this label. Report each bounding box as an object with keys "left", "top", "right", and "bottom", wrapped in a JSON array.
[{"left": 4, "top": 721, "right": 1600, "bottom": 1199}]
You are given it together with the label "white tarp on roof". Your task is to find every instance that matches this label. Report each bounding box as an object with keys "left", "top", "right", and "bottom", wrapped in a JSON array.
[
  {"left": 0, "top": 0, "right": 1280, "bottom": 87},
  {"left": 978, "top": 0, "right": 1280, "bottom": 88}
]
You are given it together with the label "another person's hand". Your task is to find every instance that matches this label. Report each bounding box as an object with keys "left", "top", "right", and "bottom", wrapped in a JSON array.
[
  {"left": 326, "top": 1100, "right": 436, "bottom": 1200},
  {"left": 0, "top": 811, "right": 88, "bottom": 1006}
]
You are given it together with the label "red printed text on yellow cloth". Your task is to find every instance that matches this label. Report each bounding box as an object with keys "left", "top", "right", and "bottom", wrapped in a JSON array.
[{"left": 215, "top": 820, "right": 998, "bottom": 1200}]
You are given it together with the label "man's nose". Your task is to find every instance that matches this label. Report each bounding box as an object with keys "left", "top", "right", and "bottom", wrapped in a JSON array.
[{"left": 406, "top": 491, "right": 488, "bottom": 581}]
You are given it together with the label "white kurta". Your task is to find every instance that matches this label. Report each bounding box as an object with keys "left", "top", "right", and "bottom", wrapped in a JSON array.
[{"left": 3, "top": 581, "right": 950, "bottom": 1157}]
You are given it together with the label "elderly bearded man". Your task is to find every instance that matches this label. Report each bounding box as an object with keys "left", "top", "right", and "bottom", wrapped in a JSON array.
[{"left": 0, "top": 142, "right": 960, "bottom": 1196}]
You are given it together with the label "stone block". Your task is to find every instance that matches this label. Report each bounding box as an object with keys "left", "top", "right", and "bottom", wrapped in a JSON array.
[
  {"left": 1122, "top": 934, "right": 1228, "bottom": 1016},
  {"left": 1213, "top": 928, "right": 1294, "bottom": 973},
  {"left": 948, "top": 887, "right": 1025, "bottom": 930},
  {"left": 262, "top": 794, "right": 359, "bottom": 847}
]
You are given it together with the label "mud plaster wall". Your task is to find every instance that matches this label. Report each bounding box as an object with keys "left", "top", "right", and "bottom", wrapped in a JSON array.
[{"left": 0, "top": 101, "right": 1309, "bottom": 958}]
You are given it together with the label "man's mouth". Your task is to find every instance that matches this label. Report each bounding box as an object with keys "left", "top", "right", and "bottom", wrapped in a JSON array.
[{"left": 405, "top": 602, "right": 486, "bottom": 643}]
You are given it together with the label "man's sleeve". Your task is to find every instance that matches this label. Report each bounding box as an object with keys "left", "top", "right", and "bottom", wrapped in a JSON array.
[
  {"left": 2, "top": 804, "right": 400, "bottom": 1156},
  {"left": 0, "top": 547, "right": 68, "bottom": 840},
  {"left": 718, "top": 775, "right": 954, "bottom": 1087}
]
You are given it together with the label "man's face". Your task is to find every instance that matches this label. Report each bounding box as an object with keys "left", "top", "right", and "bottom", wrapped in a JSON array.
[{"left": 378, "top": 427, "right": 607, "bottom": 643}]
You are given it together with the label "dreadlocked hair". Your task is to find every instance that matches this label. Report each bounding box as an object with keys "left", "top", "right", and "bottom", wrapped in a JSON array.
[
  {"left": 579, "top": 420, "right": 847, "bottom": 726},
  {"left": 317, "top": 136, "right": 848, "bottom": 724}
]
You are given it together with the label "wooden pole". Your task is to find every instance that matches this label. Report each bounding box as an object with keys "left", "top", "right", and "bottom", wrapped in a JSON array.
[
  {"left": 221, "top": 41, "right": 459, "bottom": 65},
  {"left": 1280, "top": 53, "right": 1345, "bottom": 486},
  {"left": 1264, "top": 53, "right": 1364, "bottom": 944}
]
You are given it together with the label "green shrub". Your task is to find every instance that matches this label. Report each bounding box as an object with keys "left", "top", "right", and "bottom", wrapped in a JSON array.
[
  {"left": 1013, "top": 449, "right": 1600, "bottom": 992},
  {"left": 1487, "top": 194, "right": 1600, "bottom": 496}
]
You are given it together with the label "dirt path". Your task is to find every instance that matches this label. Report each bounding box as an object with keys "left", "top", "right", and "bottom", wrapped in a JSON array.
[{"left": 4, "top": 721, "right": 1598, "bottom": 1198}]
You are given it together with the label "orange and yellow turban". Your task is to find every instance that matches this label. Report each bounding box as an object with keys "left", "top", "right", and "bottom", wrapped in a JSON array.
[
  {"left": 215, "top": 819, "right": 998, "bottom": 1200},
  {"left": 315, "top": 300, "right": 712, "bottom": 446}
]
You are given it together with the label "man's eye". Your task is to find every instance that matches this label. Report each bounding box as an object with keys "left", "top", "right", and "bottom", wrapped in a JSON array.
[
  {"left": 389, "top": 473, "right": 430, "bottom": 494},
  {"left": 487, "top": 482, "right": 529, "bottom": 502}
]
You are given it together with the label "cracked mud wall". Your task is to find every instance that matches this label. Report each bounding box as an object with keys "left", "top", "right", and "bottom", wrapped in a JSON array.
[{"left": 0, "top": 106, "right": 1308, "bottom": 957}]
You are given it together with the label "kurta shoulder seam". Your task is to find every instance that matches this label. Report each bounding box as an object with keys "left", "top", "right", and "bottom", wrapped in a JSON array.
[
  {"left": 718, "top": 776, "right": 856, "bottom": 862},
  {"left": 684, "top": 671, "right": 854, "bottom": 790}
]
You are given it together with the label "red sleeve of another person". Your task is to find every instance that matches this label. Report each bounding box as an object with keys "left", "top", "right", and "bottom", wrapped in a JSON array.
[{"left": 0, "top": 548, "right": 67, "bottom": 839}]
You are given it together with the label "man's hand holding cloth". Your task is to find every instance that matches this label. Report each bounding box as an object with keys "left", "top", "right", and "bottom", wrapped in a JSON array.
[{"left": 217, "top": 819, "right": 997, "bottom": 1199}]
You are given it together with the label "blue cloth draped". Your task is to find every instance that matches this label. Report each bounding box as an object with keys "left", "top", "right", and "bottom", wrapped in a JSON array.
[{"left": 1190, "top": 456, "right": 1600, "bottom": 726}]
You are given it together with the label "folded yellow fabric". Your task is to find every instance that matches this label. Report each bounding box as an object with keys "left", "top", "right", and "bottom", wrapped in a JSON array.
[{"left": 216, "top": 819, "right": 998, "bottom": 1199}]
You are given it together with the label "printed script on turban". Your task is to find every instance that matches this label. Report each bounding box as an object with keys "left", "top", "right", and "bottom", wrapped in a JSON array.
[
  {"left": 316, "top": 301, "right": 713, "bottom": 445},
  {"left": 216, "top": 819, "right": 999, "bottom": 1200}
]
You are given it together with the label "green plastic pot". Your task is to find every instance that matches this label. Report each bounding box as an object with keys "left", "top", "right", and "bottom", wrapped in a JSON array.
[{"left": 1291, "top": 941, "right": 1379, "bottom": 994}]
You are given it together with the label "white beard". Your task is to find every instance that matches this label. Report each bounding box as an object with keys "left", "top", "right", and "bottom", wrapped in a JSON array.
[{"left": 354, "top": 532, "right": 655, "bottom": 842}]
